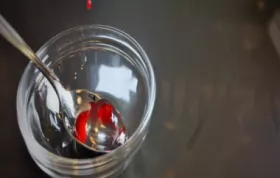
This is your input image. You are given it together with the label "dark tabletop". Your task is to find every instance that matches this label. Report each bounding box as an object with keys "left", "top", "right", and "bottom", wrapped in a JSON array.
[{"left": 1, "top": 0, "right": 280, "bottom": 177}]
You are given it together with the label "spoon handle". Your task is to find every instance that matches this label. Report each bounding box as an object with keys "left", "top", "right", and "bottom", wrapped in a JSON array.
[
  {"left": 0, "top": 14, "right": 58, "bottom": 81},
  {"left": 0, "top": 14, "right": 67, "bottom": 117}
]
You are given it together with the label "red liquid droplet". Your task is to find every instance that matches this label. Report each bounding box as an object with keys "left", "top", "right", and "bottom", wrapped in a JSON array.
[
  {"left": 86, "top": 0, "right": 92, "bottom": 10},
  {"left": 96, "top": 102, "right": 116, "bottom": 128},
  {"left": 74, "top": 110, "right": 89, "bottom": 143}
]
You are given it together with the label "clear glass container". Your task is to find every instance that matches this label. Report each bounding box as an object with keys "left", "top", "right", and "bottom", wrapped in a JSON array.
[{"left": 16, "top": 25, "right": 156, "bottom": 177}]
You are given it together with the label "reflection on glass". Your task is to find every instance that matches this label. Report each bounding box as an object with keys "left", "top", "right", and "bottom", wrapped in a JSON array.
[{"left": 96, "top": 65, "right": 138, "bottom": 102}]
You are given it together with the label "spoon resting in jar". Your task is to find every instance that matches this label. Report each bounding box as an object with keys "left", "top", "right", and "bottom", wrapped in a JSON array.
[{"left": 0, "top": 14, "right": 128, "bottom": 153}]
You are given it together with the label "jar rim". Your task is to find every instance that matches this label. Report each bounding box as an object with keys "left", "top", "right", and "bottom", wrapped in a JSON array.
[{"left": 17, "top": 24, "right": 156, "bottom": 166}]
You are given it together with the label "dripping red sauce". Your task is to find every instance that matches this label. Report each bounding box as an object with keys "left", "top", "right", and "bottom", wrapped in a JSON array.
[{"left": 86, "top": 0, "right": 92, "bottom": 10}]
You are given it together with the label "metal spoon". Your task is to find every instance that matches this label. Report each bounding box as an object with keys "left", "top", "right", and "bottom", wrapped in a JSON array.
[{"left": 0, "top": 14, "right": 127, "bottom": 153}]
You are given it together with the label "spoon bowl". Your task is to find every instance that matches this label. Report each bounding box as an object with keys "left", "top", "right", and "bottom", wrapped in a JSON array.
[{"left": 64, "top": 89, "right": 128, "bottom": 152}]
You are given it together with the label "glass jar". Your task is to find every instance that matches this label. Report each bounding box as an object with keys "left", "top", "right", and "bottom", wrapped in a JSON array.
[{"left": 16, "top": 25, "right": 156, "bottom": 177}]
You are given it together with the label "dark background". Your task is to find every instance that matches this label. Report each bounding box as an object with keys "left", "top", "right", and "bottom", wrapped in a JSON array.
[{"left": 1, "top": 0, "right": 280, "bottom": 177}]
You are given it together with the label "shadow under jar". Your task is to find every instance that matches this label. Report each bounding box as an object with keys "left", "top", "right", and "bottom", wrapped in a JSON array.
[{"left": 16, "top": 25, "right": 156, "bottom": 178}]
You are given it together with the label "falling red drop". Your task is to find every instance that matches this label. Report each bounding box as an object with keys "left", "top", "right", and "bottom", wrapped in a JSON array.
[{"left": 86, "top": 0, "right": 92, "bottom": 10}]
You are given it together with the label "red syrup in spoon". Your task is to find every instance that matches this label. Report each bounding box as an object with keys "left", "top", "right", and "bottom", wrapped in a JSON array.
[{"left": 74, "top": 100, "right": 128, "bottom": 152}]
